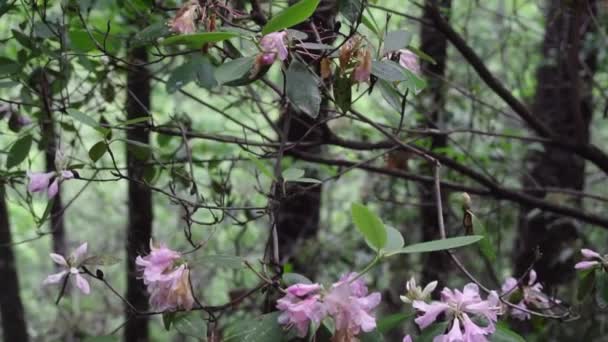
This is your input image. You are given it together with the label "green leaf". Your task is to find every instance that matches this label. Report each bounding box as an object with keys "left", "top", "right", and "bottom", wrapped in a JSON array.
[
  {"left": 69, "top": 29, "right": 119, "bottom": 53},
  {"left": 88, "top": 141, "right": 107, "bottom": 162},
  {"left": 162, "top": 31, "right": 239, "bottom": 47},
  {"left": 371, "top": 60, "right": 407, "bottom": 82},
  {"left": 333, "top": 74, "right": 352, "bottom": 113},
  {"left": 359, "top": 330, "right": 384, "bottom": 342},
  {"left": 6, "top": 134, "right": 32, "bottom": 169},
  {"left": 223, "top": 312, "right": 286, "bottom": 342},
  {"left": 66, "top": 109, "right": 109, "bottom": 135},
  {"left": 193, "top": 255, "right": 244, "bottom": 269},
  {"left": 0, "top": 57, "right": 20, "bottom": 76},
  {"left": 577, "top": 269, "right": 595, "bottom": 301},
  {"left": 286, "top": 61, "right": 321, "bottom": 117},
  {"left": 377, "top": 80, "right": 403, "bottom": 113},
  {"left": 351, "top": 203, "right": 387, "bottom": 250},
  {"left": 418, "top": 322, "right": 448, "bottom": 342},
  {"left": 12, "top": 29, "right": 33, "bottom": 49},
  {"left": 490, "top": 323, "right": 526, "bottom": 342},
  {"left": 595, "top": 271, "right": 608, "bottom": 308},
  {"left": 118, "top": 116, "right": 151, "bottom": 127},
  {"left": 194, "top": 56, "right": 218, "bottom": 89},
  {"left": 215, "top": 57, "right": 256, "bottom": 85},
  {"left": 262, "top": 0, "right": 321, "bottom": 34},
  {"left": 386, "top": 235, "right": 484, "bottom": 255},
  {"left": 173, "top": 312, "right": 208, "bottom": 338},
  {"left": 162, "top": 312, "right": 176, "bottom": 331},
  {"left": 470, "top": 213, "right": 496, "bottom": 262},
  {"left": 377, "top": 312, "right": 413, "bottom": 333},
  {"left": 282, "top": 167, "right": 305, "bottom": 181},
  {"left": 125, "top": 139, "right": 152, "bottom": 160},
  {"left": 383, "top": 30, "right": 412, "bottom": 55},
  {"left": 381, "top": 226, "right": 405, "bottom": 254},
  {"left": 283, "top": 273, "right": 313, "bottom": 286},
  {"left": 247, "top": 154, "right": 275, "bottom": 180}
]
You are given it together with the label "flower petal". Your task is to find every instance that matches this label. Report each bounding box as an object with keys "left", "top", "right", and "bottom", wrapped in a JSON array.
[
  {"left": 74, "top": 273, "right": 90, "bottom": 294},
  {"left": 43, "top": 270, "right": 68, "bottom": 285},
  {"left": 581, "top": 248, "right": 601, "bottom": 260},
  {"left": 50, "top": 253, "right": 68, "bottom": 266},
  {"left": 413, "top": 300, "right": 449, "bottom": 329},
  {"left": 47, "top": 178, "right": 59, "bottom": 198},
  {"left": 71, "top": 242, "right": 88, "bottom": 263},
  {"left": 575, "top": 260, "right": 600, "bottom": 270},
  {"left": 27, "top": 172, "right": 54, "bottom": 193}
]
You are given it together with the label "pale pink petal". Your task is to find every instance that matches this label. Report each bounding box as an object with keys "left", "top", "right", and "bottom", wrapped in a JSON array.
[
  {"left": 73, "top": 273, "right": 90, "bottom": 294},
  {"left": 413, "top": 300, "right": 449, "bottom": 329},
  {"left": 581, "top": 248, "right": 601, "bottom": 260},
  {"left": 441, "top": 317, "right": 463, "bottom": 342},
  {"left": 501, "top": 277, "right": 518, "bottom": 294},
  {"left": 286, "top": 283, "right": 321, "bottom": 297},
  {"left": 399, "top": 49, "right": 420, "bottom": 75},
  {"left": 43, "top": 270, "right": 68, "bottom": 285},
  {"left": 575, "top": 260, "right": 600, "bottom": 270},
  {"left": 61, "top": 170, "right": 74, "bottom": 179},
  {"left": 47, "top": 178, "right": 59, "bottom": 198},
  {"left": 27, "top": 172, "right": 54, "bottom": 193},
  {"left": 50, "top": 253, "right": 68, "bottom": 267},
  {"left": 71, "top": 242, "right": 88, "bottom": 262},
  {"left": 528, "top": 269, "right": 537, "bottom": 285},
  {"left": 403, "top": 335, "right": 413, "bottom": 342}
]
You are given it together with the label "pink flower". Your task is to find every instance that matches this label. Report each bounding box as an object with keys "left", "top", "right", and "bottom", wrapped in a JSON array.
[
  {"left": 325, "top": 273, "right": 381, "bottom": 336},
  {"left": 277, "top": 283, "right": 326, "bottom": 337},
  {"left": 353, "top": 49, "right": 372, "bottom": 83},
  {"left": 148, "top": 265, "right": 195, "bottom": 312},
  {"left": 43, "top": 242, "right": 90, "bottom": 294},
  {"left": 168, "top": 0, "right": 201, "bottom": 34},
  {"left": 136, "top": 240, "right": 182, "bottom": 284},
  {"left": 501, "top": 269, "right": 552, "bottom": 320},
  {"left": 575, "top": 248, "right": 605, "bottom": 270},
  {"left": 398, "top": 49, "right": 420, "bottom": 75},
  {"left": 258, "top": 31, "right": 288, "bottom": 65},
  {"left": 27, "top": 150, "right": 74, "bottom": 199},
  {"left": 403, "top": 335, "right": 413, "bottom": 342},
  {"left": 412, "top": 283, "right": 501, "bottom": 341}
]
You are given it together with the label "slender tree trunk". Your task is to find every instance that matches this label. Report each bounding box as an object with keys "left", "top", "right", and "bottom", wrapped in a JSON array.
[
  {"left": 515, "top": 0, "right": 597, "bottom": 289},
  {"left": 418, "top": 0, "right": 452, "bottom": 288},
  {"left": 274, "top": 0, "right": 338, "bottom": 275},
  {"left": 124, "top": 46, "right": 153, "bottom": 342},
  {"left": 0, "top": 185, "right": 29, "bottom": 342},
  {"left": 40, "top": 71, "right": 67, "bottom": 260}
]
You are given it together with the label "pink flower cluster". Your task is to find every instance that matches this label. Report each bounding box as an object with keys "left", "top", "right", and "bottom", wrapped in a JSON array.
[
  {"left": 258, "top": 31, "right": 289, "bottom": 66},
  {"left": 276, "top": 273, "right": 381, "bottom": 339},
  {"left": 136, "top": 241, "right": 195, "bottom": 312},
  {"left": 28, "top": 150, "right": 74, "bottom": 199},
  {"left": 501, "top": 269, "right": 552, "bottom": 320},
  {"left": 575, "top": 248, "right": 605, "bottom": 271},
  {"left": 43, "top": 242, "right": 91, "bottom": 294},
  {"left": 412, "top": 283, "right": 501, "bottom": 342}
]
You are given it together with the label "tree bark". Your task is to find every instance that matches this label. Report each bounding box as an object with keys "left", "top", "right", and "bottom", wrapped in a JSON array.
[
  {"left": 515, "top": 0, "right": 597, "bottom": 288},
  {"left": 40, "top": 70, "right": 67, "bottom": 261},
  {"left": 123, "top": 46, "right": 153, "bottom": 342},
  {"left": 274, "top": 0, "right": 338, "bottom": 275},
  {"left": 0, "top": 185, "right": 29, "bottom": 342},
  {"left": 418, "top": 0, "right": 452, "bottom": 288}
]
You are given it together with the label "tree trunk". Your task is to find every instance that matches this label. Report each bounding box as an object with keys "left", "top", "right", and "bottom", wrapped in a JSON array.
[
  {"left": 418, "top": 0, "right": 452, "bottom": 288},
  {"left": 123, "top": 46, "right": 153, "bottom": 342},
  {"left": 40, "top": 71, "right": 67, "bottom": 261},
  {"left": 0, "top": 185, "right": 29, "bottom": 342},
  {"left": 515, "top": 0, "right": 597, "bottom": 289},
  {"left": 274, "top": 0, "right": 338, "bottom": 275}
]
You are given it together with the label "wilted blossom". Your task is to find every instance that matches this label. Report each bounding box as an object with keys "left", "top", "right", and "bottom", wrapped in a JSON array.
[
  {"left": 501, "top": 269, "right": 552, "bottom": 320},
  {"left": 325, "top": 273, "right": 382, "bottom": 338},
  {"left": 401, "top": 277, "right": 438, "bottom": 304},
  {"left": 276, "top": 273, "right": 381, "bottom": 339},
  {"left": 353, "top": 48, "right": 372, "bottom": 83},
  {"left": 398, "top": 49, "right": 420, "bottom": 75},
  {"left": 258, "top": 31, "right": 289, "bottom": 66},
  {"left": 136, "top": 241, "right": 194, "bottom": 311},
  {"left": 412, "top": 283, "right": 501, "bottom": 342},
  {"left": 43, "top": 242, "right": 91, "bottom": 294},
  {"left": 168, "top": 0, "right": 202, "bottom": 34},
  {"left": 27, "top": 150, "right": 74, "bottom": 199},
  {"left": 575, "top": 248, "right": 606, "bottom": 271},
  {"left": 276, "top": 283, "right": 326, "bottom": 337}
]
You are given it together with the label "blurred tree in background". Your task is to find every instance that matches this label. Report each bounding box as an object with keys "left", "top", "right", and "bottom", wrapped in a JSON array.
[{"left": 1, "top": 0, "right": 608, "bottom": 341}]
